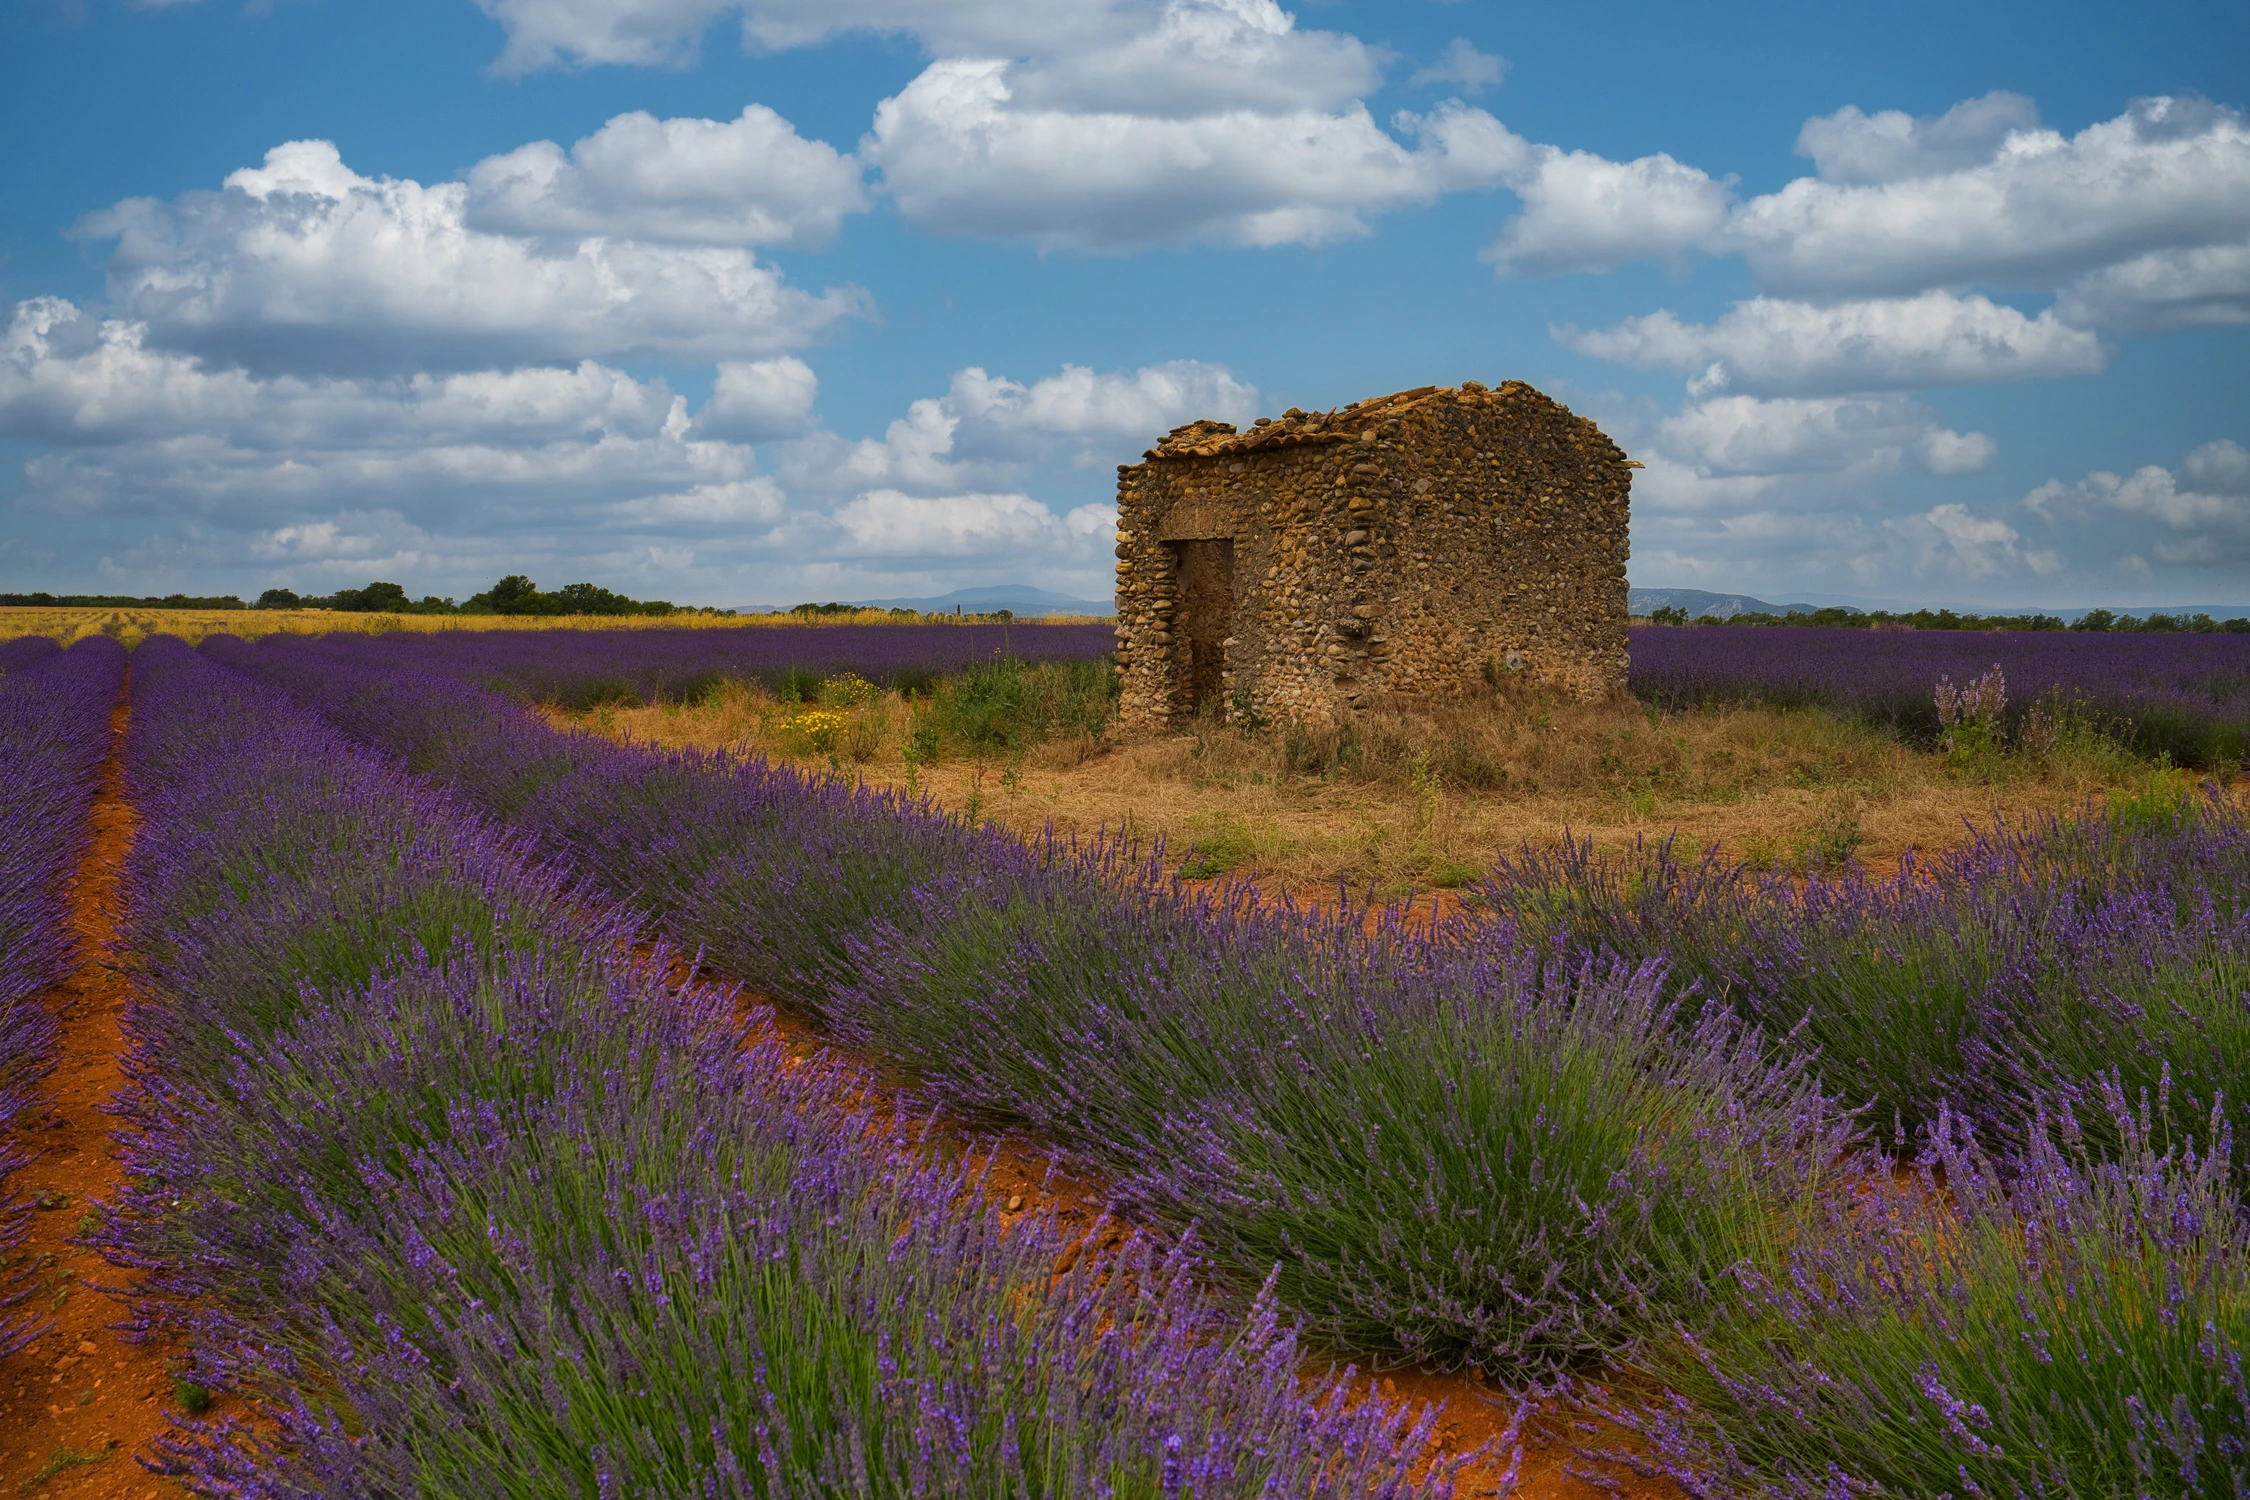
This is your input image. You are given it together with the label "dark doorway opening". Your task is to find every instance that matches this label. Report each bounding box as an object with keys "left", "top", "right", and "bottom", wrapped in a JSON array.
[{"left": 1169, "top": 538, "right": 1234, "bottom": 714}]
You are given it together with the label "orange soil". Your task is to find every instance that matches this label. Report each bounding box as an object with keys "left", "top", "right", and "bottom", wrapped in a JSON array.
[{"left": 0, "top": 684, "right": 197, "bottom": 1499}]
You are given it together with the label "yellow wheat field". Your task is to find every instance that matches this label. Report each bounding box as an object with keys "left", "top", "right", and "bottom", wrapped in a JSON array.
[{"left": 0, "top": 605, "right": 1109, "bottom": 649}]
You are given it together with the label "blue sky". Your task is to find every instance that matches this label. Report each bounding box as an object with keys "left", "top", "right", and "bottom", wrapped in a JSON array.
[{"left": 2, "top": 0, "right": 2246, "bottom": 609}]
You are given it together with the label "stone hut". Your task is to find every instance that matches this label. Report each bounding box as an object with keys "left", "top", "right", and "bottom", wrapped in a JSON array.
[{"left": 1113, "top": 380, "right": 1636, "bottom": 729}]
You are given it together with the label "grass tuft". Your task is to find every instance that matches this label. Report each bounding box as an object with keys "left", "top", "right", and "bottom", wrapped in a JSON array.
[{"left": 17, "top": 1441, "right": 112, "bottom": 1493}]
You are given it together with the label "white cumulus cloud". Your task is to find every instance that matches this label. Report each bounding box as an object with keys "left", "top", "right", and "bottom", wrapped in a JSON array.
[
  {"left": 1887, "top": 503, "right": 2062, "bottom": 579},
  {"left": 470, "top": 0, "right": 1120, "bottom": 75},
  {"left": 1916, "top": 427, "right": 1999, "bottom": 476},
  {"left": 1793, "top": 91, "right": 2041, "bottom": 185},
  {"left": 1409, "top": 38, "right": 1507, "bottom": 95},
  {"left": 464, "top": 105, "right": 867, "bottom": 248},
  {"left": 2022, "top": 440, "right": 2250, "bottom": 566},
  {"left": 463, "top": 0, "right": 1527, "bottom": 253},
  {"left": 1655, "top": 393, "right": 1994, "bottom": 478},
  {"left": 2186, "top": 438, "right": 2250, "bottom": 493},
  {"left": 694, "top": 357, "right": 820, "bottom": 441},
  {"left": 0, "top": 295, "right": 771, "bottom": 532},
  {"left": 468, "top": 0, "right": 1372, "bottom": 107},
  {"left": 608, "top": 477, "right": 788, "bottom": 526},
  {"left": 1491, "top": 94, "right": 2250, "bottom": 321},
  {"left": 947, "top": 360, "right": 1258, "bottom": 457},
  {"left": 75, "top": 139, "right": 870, "bottom": 376},
  {"left": 2, "top": 278, "right": 1228, "bottom": 603},
  {"left": 2055, "top": 242, "right": 2250, "bottom": 333},
  {"left": 780, "top": 357, "right": 1257, "bottom": 490},
  {"left": 826, "top": 488, "right": 1115, "bottom": 559},
  {"left": 1001, "top": 0, "right": 1380, "bottom": 117},
  {"left": 1731, "top": 96, "right": 2250, "bottom": 298},
  {"left": 0, "top": 298, "right": 686, "bottom": 452},
  {"left": 866, "top": 61, "right": 1524, "bottom": 250},
  {"left": 1483, "top": 147, "right": 1732, "bottom": 276},
  {"left": 1559, "top": 291, "right": 2107, "bottom": 395}
]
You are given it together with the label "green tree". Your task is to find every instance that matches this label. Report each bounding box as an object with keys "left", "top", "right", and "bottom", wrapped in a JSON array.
[{"left": 331, "top": 581, "right": 412, "bottom": 613}]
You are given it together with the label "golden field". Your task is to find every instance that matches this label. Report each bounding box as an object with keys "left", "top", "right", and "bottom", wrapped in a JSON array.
[
  {"left": 0, "top": 604, "right": 1102, "bottom": 649},
  {"left": 553, "top": 675, "right": 2174, "bottom": 901}
]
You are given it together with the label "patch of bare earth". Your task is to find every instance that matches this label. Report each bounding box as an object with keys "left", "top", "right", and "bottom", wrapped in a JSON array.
[
  {"left": 0, "top": 684, "right": 202, "bottom": 1498},
  {"left": 567, "top": 684, "right": 2154, "bottom": 897}
]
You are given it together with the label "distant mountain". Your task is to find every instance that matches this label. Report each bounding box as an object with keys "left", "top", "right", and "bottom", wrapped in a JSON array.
[
  {"left": 1628, "top": 587, "right": 1834, "bottom": 619},
  {"left": 2096, "top": 604, "right": 2250, "bottom": 622},
  {"left": 730, "top": 584, "right": 1114, "bottom": 617},
  {"left": 1777, "top": 592, "right": 2250, "bottom": 621},
  {"left": 736, "top": 582, "right": 2247, "bottom": 624},
  {"left": 1627, "top": 587, "right": 2250, "bottom": 622}
]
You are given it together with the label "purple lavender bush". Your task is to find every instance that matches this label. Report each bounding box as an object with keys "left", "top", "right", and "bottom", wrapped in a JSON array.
[
  {"left": 204, "top": 633, "right": 1005, "bottom": 1002},
  {"left": 1600, "top": 1089, "right": 2250, "bottom": 1498},
  {"left": 103, "top": 636, "right": 1464, "bottom": 1499},
  {"left": 1478, "top": 791, "right": 2250, "bottom": 1161},
  {"left": 0, "top": 635, "right": 123, "bottom": 1358},
  {"left": 0, "top": 633, "right": 63, "bottom": 675},
  {"left": 206, "top": 632, "right": 1856, "bottom": 1382},
  {"left": 264, "top": 620, "right": 1114, "bottom": 708},
  {"left": 838, "top": 873, "right": 1851, "bottom": 1377},
  {"left": 1628, "top": 624, "right": 2250, "bottom": 768}
]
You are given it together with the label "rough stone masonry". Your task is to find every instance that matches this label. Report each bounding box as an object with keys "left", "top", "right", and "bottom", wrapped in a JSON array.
[{"left": 1113, "top": 380, "right": 1637, "bottom": 729}]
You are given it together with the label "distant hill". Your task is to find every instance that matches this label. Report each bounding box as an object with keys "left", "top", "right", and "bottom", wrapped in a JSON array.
[
  {"left": 1628, "top": 587, "right": 1833, "bottom": 619},
  {"left": 2096, "top": 604, "right": 2250, "bottom": 622},
  {"left": 731, "top": 584, "right": 1114, "bottom": 617},
  {"left": 734, "top": 582, "right": 2247, "bottom": 625},
  {"left": 1628, "top": 588, "right": 2250, "bottom": 623}
]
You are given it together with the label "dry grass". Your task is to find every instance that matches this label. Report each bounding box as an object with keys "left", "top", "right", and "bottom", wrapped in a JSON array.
[
  {"left": 0, "top": 605, "right": 1106, "bottom": 649},
  {"left": 560, "top": 680, "right": 2161, "bottom": 900}
]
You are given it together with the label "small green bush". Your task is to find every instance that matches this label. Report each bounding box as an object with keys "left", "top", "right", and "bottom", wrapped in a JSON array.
[
  {"left": 925, "top": 657, "right": 1117, "bottom": 753},
  {"left": 889, "top": 663, "right": 941, "bottom": 698},
  {"left": 770, "top": 665, "right": 823, "bottom": 703}
]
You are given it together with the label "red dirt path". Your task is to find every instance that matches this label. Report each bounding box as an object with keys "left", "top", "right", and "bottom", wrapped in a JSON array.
[{"left": 0, "top": 684, "right": 196, "bottom": 1499}]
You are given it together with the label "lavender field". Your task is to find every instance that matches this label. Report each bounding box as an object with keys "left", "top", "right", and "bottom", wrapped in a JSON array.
[
  {"left": 279, "top": 618, "right": 2250, "bottom": 773},
  {"left": 291, "top": 619, "right": 1118, "bottom": 708},
  {"left": 7, "top": 621, "right": 2246, "bottom": 1497},
  {"left": 1631, "top": 623, "right": 2250, "bottom": 768},
  {"left": 97, "top": 636, "right": 1456, "bottom": 1497}
]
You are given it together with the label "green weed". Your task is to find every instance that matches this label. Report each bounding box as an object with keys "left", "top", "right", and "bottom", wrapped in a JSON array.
[
  {"left": 2108, "top": 762, "right": 2190, "bottom": 832},
  {"left": 18, "top": 1441, "right": 113, "bottom": 1492}
]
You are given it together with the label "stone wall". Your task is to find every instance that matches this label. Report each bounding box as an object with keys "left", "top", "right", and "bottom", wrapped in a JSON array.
[{"left": 1114, "top": 380, "right": 1635, "bottom": 729}]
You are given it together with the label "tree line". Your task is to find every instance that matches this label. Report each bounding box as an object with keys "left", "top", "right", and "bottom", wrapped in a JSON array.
[{"left": 2, "top": 576, "right": 711, "bottom": 618}]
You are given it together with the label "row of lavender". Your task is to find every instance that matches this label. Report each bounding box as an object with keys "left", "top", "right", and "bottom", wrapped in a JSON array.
[
  {"left": 0, "top": 636, "right": 124, "bottom": 1358},
  {"left": 1482, "top": 804, "right": 2250, "bottom": 1155},
  {"left": 333, "top": 620, "right": 1117, "bottom": 707},
  {"left": 1482, "top": 812, "right": 2250, "bottom": 1491},
  {"left": 1629, "top": 624, "right": 2250, "bottom": 767},
  {"left": 209, "top": 628, "right": 2250, "bottom": 1492},
  {"left": 208, "top": 630, "right": 1849, "bottom": 1379},
  {"left": 104, "top": 635, "right": 1455, "bottom": 1497}
]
